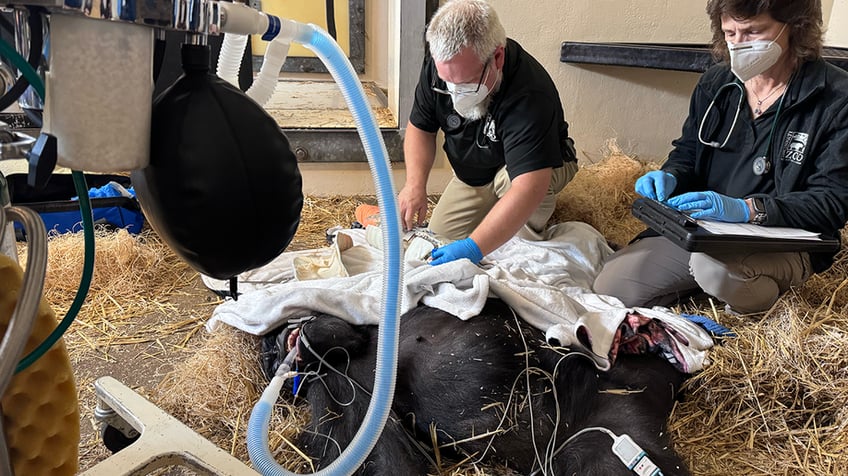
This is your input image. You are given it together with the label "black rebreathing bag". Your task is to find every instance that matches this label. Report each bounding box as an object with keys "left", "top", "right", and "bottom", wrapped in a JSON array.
[{"left": 132, "top": 44, "right": 303, "bottom": 280}]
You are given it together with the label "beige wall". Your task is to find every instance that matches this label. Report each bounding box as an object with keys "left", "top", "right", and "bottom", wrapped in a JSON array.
[
  {"left": 827, "top": 0, "right": 848, "bottom": 46},
  {"left": 479, "top": 0, "right": 710, "bottom": 163},
  {"left": 300, "top": 0, "right": 848, "bottom": 196},
  {"left": 364, "top": 0, "right": 389, "bottom": 87}
]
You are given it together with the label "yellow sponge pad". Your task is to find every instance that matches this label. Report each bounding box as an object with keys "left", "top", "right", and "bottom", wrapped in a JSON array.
[{"left": 1, "top": 253, "right": 79, "bottom": 476}]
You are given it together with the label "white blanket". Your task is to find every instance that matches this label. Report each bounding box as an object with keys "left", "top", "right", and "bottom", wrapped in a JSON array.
[{"left": 206, "top": 222, "right": 714, "bottom": 372}]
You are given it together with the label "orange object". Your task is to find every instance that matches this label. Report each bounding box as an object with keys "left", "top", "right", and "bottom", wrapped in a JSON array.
[{"left": 355, "top": 204, "right": 381, "bottom": 227}]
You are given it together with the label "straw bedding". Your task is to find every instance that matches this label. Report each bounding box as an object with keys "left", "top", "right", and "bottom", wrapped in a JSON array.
[{"left": 34, "top": 141, "right": 848, "bottom": 474}]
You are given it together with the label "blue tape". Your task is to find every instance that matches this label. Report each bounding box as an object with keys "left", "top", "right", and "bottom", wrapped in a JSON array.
[
  {"left": 292, "top": 363, "right": 301, "bottom": 395},
  {"left": 262, "top": 15, "right": 281, "bottom": 41},
  {"left": 681, "top": 313, "right": 737, "bottom": 337}
]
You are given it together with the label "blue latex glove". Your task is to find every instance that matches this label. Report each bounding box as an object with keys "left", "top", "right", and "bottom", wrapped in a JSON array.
[
  {"left": 429, "top": 237, "right": 483, "bottom": 266},
  {"left": 73, "top": 181, "right": 135, "bottom": 200},
  {"left": 635, "top": 171, "right": 677, "bottom": 202},
  {"left": 667, "top": 191, "right": 750, "bottom": 223}
]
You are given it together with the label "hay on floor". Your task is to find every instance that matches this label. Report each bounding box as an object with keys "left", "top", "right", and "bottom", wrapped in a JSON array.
[
  {"left": 551, "top": 139, "right": 657, "bottom": 248},
  {"left": 291, "top": 195, "right": 375, "bottom": 250},
  {"left": 151, "top": 326, "right": 315, "bottom": 472},
  {"left": 670, "top": 248, "right": 848, "bottom": 475},
  {"left": 19, "top": 228, "right": 199, "bottom": 357}
]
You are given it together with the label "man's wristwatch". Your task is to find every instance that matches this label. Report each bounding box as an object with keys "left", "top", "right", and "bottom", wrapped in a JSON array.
[{"left": 750, "top": 197, "right": 767, "bottom": 225}]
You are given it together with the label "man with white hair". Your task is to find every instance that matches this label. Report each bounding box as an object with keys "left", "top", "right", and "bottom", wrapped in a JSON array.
[{"left": 398, "top": 0, "right": 579, "bottom": 266}]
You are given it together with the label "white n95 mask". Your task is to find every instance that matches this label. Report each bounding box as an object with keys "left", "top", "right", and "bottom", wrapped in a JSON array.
[
  {"left": 447, "top": 82, "right": 492, "bottom": 120},
  {"left": 727, "top": 24, "right": 787, "bottom": 82}
]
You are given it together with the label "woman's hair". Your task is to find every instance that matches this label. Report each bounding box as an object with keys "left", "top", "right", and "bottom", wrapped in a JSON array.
[
  {"left": 425, "top": 0, "right": 506, "bottom": 63},
  {"left": 706, "top": 0, "right": 824, "bottom": 62}
]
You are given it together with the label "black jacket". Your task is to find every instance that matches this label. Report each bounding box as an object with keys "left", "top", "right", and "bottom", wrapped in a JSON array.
[{"left": 661, "top": 59, "right": 848, "bottom": 272}]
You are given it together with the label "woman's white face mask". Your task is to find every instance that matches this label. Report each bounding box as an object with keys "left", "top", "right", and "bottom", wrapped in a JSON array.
[{"left": 727, "top": 24, "right": 787, "bottom": 82}]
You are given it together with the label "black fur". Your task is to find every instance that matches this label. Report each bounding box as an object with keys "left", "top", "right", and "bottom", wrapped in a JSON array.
[{"left": 266, "top": 298, "right": 690, "bottom": 475}]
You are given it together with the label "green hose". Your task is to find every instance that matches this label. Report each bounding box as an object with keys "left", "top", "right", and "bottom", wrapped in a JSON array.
[
  {"left": 0, "top": 35, "right": 96, "bottom": 373},
  {"left": 15, "top": 171, "right": 94, "bottom": 373}
]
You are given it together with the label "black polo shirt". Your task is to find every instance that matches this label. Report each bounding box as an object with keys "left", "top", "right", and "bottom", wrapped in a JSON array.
[{"left": 409, "top": 39, "right": 576, "bottom": 187}]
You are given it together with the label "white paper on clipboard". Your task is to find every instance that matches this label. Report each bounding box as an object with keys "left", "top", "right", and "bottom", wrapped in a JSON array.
[{"left": 696, "top": 221, "right": 824, "bottom": 241}]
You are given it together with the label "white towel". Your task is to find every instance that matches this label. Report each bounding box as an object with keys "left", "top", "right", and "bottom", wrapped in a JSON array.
[{"left": 206, "top": 222, "right": 715, "bottom": 372}]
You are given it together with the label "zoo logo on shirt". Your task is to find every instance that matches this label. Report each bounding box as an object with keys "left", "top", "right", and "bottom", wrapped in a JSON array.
[
  {"left": 781, "top": 131, "right": 809, "bottom": 165},
  {"left": 483, "top": 115, "right": 499, "bottom": 143}
]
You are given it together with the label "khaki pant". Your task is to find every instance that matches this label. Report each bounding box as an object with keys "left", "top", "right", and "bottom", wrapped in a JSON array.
[
  {"left": 592, "top": 235, "right": 812, "bottom": 314},
  {"left": 428, "top": 162, "right": 578, "bottom": 241}
]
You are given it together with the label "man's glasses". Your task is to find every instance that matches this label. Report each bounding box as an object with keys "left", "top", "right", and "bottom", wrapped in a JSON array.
[{"left": 432, "top": 59, "right": 491, "bottom": 96}]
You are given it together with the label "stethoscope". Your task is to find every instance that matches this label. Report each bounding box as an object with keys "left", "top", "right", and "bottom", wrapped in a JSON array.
[
  {"left": 697, "top": 82, "right": 745, "bottom": 149},
  {"left": 697, "top": 80, "right": 788, "bottom": 176}
]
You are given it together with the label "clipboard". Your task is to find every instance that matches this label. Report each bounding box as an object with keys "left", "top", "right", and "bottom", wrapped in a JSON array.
[{"left": 631, "top": 197, "right": 841, "bottom": 253}]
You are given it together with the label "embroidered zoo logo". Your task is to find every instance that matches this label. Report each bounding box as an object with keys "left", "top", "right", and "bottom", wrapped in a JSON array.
[
  {"left": 781, "top": 131, "right": 809, "bottom": 165},
  {"left": 483, "top": 115, "right": 499, "bottom": 143}
]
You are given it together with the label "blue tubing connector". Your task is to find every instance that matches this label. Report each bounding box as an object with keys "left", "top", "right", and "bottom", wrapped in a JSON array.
[{"left": 246, "top": 22, "right": 403, "bottom": 476}]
